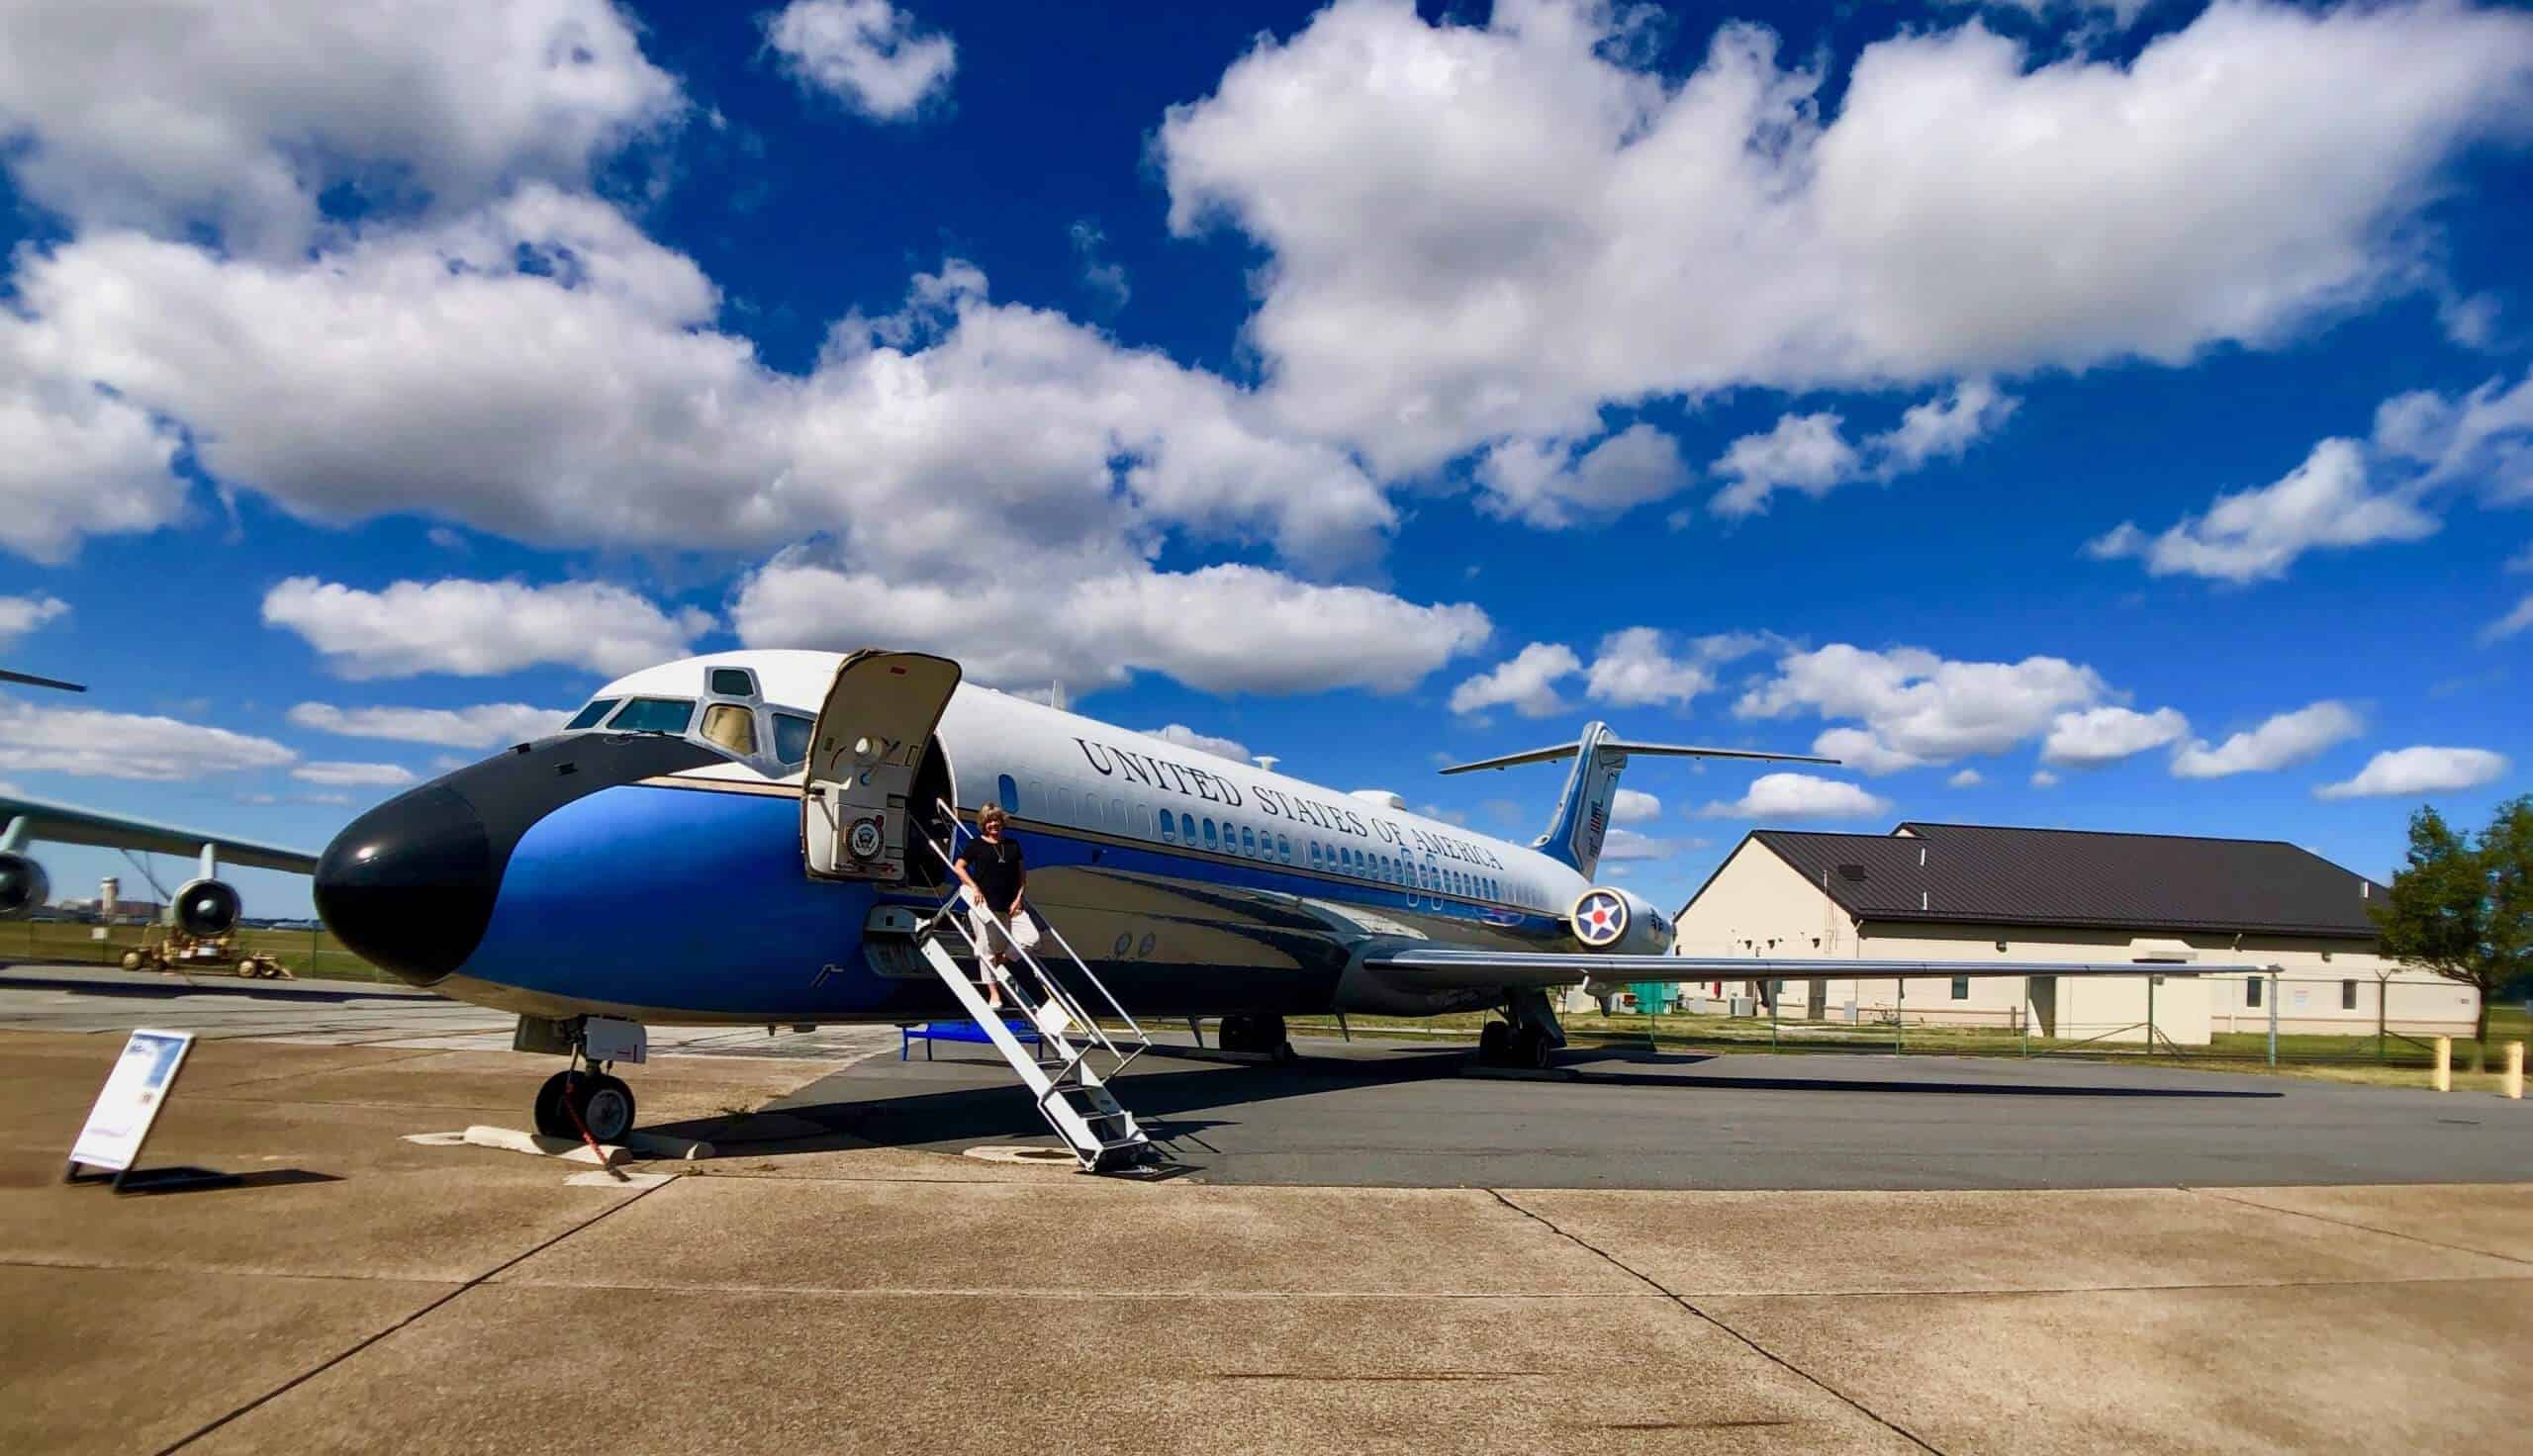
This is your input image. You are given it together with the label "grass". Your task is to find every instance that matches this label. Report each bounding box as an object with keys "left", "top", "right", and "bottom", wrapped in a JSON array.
[
  {"left": 1284, "top": 1001, "right": 2533, "bottom": 1094},
  {"left": 3, "top": 918, "right": 400, "bottom": 983}
]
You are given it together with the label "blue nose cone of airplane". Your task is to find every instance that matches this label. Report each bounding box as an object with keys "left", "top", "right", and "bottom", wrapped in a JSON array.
[{"left": 315, "top": 783, "right": 497, "bottom": 988}]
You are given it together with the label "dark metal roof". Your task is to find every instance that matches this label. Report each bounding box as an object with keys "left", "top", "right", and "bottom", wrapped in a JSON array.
[{"left": 1731, "top": 822, "right": 2387, "bottom": 940}]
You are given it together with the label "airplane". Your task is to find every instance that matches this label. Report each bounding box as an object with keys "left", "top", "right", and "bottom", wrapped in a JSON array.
[
  {"left": 312, "top": 648, "right": 2279, "bottom": 1164},
  {"left": 5, "top": 654, "right": 316, "bottom": 968},
  {"left": 0, "top": 791, "right": 322, "bottom": 967}
]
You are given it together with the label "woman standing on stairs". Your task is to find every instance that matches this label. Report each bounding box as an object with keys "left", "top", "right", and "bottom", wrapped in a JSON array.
[{"left": 949, "top": 803, "right": 1037, "bottom": 1011}]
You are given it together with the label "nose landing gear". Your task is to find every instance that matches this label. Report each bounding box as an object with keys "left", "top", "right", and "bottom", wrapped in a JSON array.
[
  {"left": 533, "top": 1067, "right": 638, "bottom": 1143},
  {"left": 516, "top": 1014, "right": 646, "bottom": 1144}
]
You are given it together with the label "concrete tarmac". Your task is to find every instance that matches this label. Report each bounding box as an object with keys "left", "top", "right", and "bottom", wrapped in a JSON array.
[{"left": 3, "top": 1017, "right": 2529, "bottom": 1454}]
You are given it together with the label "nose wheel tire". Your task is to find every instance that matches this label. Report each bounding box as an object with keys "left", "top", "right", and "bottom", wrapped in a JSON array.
[{"left": 533, "top": 1070, "right": 638, "bottom": 1144}]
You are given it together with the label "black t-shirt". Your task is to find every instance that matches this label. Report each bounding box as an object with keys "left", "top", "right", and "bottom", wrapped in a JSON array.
[{"left": 956, "top": 836, "right": 1025, "bottom": 911}]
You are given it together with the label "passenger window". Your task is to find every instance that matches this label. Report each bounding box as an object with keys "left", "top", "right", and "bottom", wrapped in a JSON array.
[
  {"left": 997, "top": 774, "right": 1020, "bottom": 815},
  {"left": 1277, "top": 835, "right": 1290, "bottom": 864},
  {"left": 700, "top": 703, "right": 758, "bottom": 756},
  {"left": 1180, "top": 812, "right": 1195, "bottom": 843},
  {"left": 607, "top": 697, "right": 694, "bottom": 734},
  {"left": 1241, "top": 827, "right": 1257, "bottom": 857},
  {"left": 1310, "top": 843, "right": 1323, "bottom": 867},
  {"left": 1137, "top": 805, "right": 1153, "bottom": 837},
  {"left": 773, "top": 713, "right": 815, "bottom": 767},
  {"left": 708, "top": 668, "right": 757, "bottom": 697},
  {"left": 565, "top": 698, "right": 619, "bottom": 731},
  {"left": 1203, "top": 819, "right": 1219, "bottom": 849},
  {"left": 1160, "top": 811, "right": 1176, "bottom": 842},
  {"left": 1111, "top": 797, "right": 1126, "bottom": 830}
]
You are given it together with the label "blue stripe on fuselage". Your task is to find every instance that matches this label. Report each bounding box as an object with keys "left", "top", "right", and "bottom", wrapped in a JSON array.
[{"left": 459, "top": 781, "right": 1568, "bottom": 1019}]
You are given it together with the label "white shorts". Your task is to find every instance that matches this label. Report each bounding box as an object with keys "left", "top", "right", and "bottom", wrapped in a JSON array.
[{"left": 969, "top": 903, "right": 1040, "bottom": 959}]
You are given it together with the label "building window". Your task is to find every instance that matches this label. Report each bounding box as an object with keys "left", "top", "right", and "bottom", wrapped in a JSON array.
[
  {"left": 1950, "top": 975, "right": 1970, "bottom": 1000},
  {"left": 2341, "top": 979, "right": 2357, "bottom": 1011}
]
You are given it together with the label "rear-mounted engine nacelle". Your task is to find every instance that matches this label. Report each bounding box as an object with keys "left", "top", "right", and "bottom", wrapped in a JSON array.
[
  {"left": 173, "top": 877, "right": 241, "bottom": 938},
  {"left": 0, "top": 852, "right": 48, "bottom": 920},
  {"left": 1568, "top": 885, "right": 1671, "bottom": 957}
]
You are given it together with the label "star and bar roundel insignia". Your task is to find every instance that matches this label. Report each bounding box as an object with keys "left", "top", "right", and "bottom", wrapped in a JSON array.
[{"left": 1570, "top": 887, "right": 1630, "bottom": 948}]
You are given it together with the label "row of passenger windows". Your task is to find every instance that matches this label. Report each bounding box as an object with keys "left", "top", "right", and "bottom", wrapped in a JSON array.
[{"left": 994, "top": 774, "right": 1533, "bottom": 908}]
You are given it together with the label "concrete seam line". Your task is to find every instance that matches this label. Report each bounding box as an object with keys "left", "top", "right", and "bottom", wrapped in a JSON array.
[
  {"left": 2183, "top": 1187, "right": 2533, "bottom": 1269},
  {"left": 150, "top": 1176, "right": 679, "bottom": 1455},
  {"left": 161, "top": 1048, "right": 451, "bottom": 1093},
  {"left": 1486, "top": 1189, "right": 1946, "bottom": 1456}
]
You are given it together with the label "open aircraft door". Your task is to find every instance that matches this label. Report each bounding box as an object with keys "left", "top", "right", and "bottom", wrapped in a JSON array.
[{"left": 802, "top": 650, "right": 961, "bottom": 885}]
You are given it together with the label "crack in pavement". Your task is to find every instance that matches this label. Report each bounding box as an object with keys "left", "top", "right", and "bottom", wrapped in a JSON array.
[
  {"left": 150, "top": 1176, "right": 675, "bottom": 1455},
  {"left": 1485, "top": 1188, "right": 1945, "bottom": 1455}
]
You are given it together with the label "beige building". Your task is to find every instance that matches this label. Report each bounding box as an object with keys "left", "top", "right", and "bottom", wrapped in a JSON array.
[{"left": 1670, "top": 823, "right": 2478, "bottom": 1046}]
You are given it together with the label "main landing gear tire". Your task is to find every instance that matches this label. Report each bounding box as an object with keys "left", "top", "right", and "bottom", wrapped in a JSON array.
[
  {"left": 533, "top": 1070, "right": 638, "bottom": 1144},
  {"left": 1476, "top": 1020, "right": 1555, "bottom": 1069},
  {"left": 1219, "top": 1013, "right": 1294, "bottom": 1062},
  {"left": 119, "top": 950, "right": 144, "bottom": 972}
]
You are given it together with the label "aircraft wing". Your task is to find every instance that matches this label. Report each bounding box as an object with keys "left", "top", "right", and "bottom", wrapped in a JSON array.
[
  {"left": 1363, "top": 949, "right": 2284, "bottom": 991},
  {"left": 0, "top": 790, "right": 322, "bottom": 874}
]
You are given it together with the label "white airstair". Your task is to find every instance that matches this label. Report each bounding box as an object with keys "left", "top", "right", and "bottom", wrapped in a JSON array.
[{"left": 912, "top": 803, "right": 1158, "bottom": 1172}]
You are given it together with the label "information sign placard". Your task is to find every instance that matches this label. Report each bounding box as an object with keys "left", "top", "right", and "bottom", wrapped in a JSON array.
[{"left": 66, "top": 1029, "right": 199, "bottom": 1189}]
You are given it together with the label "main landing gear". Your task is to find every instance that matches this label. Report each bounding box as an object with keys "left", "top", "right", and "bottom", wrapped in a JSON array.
[
  {"left": 1218, "top": 1013, "right": 1297, "bottom": 1064},
  {"left": 1475, "top": 988, "right": 1566, "bottom": 1070},
  {"left": 516, "top": 1014, "right": 644, "bottom": 1143}
]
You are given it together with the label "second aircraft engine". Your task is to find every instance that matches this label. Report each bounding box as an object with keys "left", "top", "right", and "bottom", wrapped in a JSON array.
[
  {"left": 1567, "top": 884, "right": 1673, "bottom": 958},
  {"left": 173, "top": 877, "right": 243, "bottom": 939}
]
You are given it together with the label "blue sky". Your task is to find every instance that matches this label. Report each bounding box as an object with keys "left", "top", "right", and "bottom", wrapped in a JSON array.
[{"left": 1, "top": 0, "right": 2527, "bottom": 920}]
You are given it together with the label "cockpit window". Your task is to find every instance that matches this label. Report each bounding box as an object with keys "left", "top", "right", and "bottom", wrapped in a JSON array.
[
  {"left": 564, "top": 698, "right": 619, "bottom": 731},
  {"left": 708, "top": 668, "right": 758, "bottom": 697},
  {"left": 607, "top": 697, "right": 695, "bottom": 734},
  {"left": 700, "top": 703, "right": 758, "bottom": 756},
  {"left": 772, "top": 712, "right": 814, "bottom": 767}
]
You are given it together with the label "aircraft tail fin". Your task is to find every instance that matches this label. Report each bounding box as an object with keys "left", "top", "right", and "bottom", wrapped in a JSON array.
[{"left": 1441, "top": 728, "right": 1835, "bottom": 879}]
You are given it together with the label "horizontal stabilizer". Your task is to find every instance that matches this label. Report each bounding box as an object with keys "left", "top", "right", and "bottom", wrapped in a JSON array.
[{"left": 1440, "top": 739, "right": 1836, "bottom": 774}]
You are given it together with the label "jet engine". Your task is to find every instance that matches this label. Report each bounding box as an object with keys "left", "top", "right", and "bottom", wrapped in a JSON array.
[
  {"left": 0, "top": 852, "right": 48, "bottom": 920},
  {"left": 172, "top": 877, "right": 242, "bottom": 939},
  {"left": 1568, "top": 885, "right": 1672, "bottom": 958}
]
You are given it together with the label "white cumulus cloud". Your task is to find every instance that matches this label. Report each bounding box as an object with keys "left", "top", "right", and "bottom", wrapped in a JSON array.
[
  {"left": 286, "top": 701, "right": 571, "bottom": 749},
  {"left": 0, "top": 0, "right": 682, "bottom": 257},
  {"left": 291, "top": 761, "right": 419, "bottom": 788},
  {"left": 1449, "top": 643, "right": 1582, "bottom": 718},
  {"left": 1476, "top": 423, "right": 1691, "bottom": 528},
  {"left": 767, "top": 0, "right": 956, "bottom": 122},
  {"left": 2041, "top": 705, "right": 2189, "bottom": 768},
  {"left": 1142, "top": 724, "right": 1252, "bottom": 765},
  {"left": 1582, "top": 627, "right": 1764, "bottom": 708},
  {"left": 263, "top": 577, "right": 713, "bottom": 680},
  {"left": 1611, "top": 787, "right": 1661, "bottom": 824},
  {"left": 2315, "top": 746, "right": 2507, "bottom": 800},
  {"left": 734, "top": 557, "right": 1487, "bottom": 697},
  {"left": 0, "top": 594, "right": 69, "bottom": 650},
  {"left": 2171, "top": 700, "right": 2362, "bottom": 778},
  {"left": 1947, "top": 768, "right": 1983, "bottom": 787},
  {"left": 1700, "top": 773, "right": 1894, "bottom": 820},
  {"left": 0, "top": 700, "right": 295, "bottom": 779},
  {"left": 1158, "top": 0, "right": 2533, "bottom": 476},
  {"left": 1711, "top": 413, "right": 1861, "bottom": 519},
  {"left": 1737, "top": 643, "right": 2108, "bottom": 773}
]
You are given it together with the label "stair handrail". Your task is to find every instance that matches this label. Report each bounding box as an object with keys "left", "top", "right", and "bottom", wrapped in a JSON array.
[
  {"left": 918, "top": 801, "right": 1149, "bottom": 1080},
  {"left": 910, "top": 913, "right": 1114, "bottom": 1165}
]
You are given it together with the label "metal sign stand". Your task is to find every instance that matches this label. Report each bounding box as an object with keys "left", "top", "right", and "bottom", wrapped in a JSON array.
[{"left": 63, "top": 1029, "right": 238, "bottom": 1194}]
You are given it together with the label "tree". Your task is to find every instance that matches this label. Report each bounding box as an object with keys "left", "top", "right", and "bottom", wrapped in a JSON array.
[{"left": 2371, "top": 797, "right": 2531, "bottom": 1072}]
